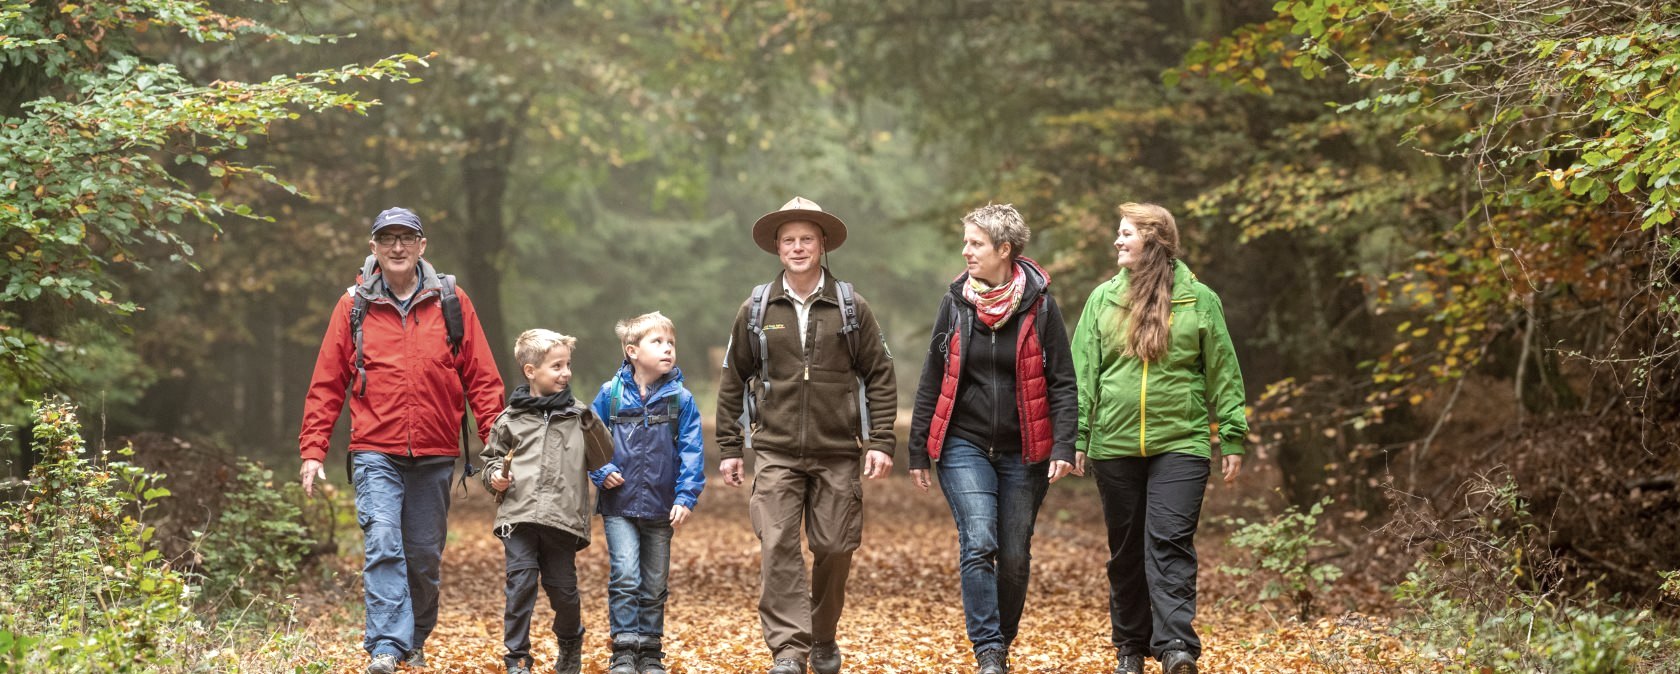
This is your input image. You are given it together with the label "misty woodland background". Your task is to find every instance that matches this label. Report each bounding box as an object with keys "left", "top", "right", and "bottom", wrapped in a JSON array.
[{"left": 4, "top": 1, "right": 1680, "bottom": 671}]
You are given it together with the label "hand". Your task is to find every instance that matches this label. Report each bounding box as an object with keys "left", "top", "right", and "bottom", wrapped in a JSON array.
[
  {"left": 863, "top": 449, "right": 893, "bottom": 480},
  {"left": 670, "top": 504, "right": 691, "bottom": 527},
  {"left": 1048, "top": 460, "right": 1075, "bottom": 484},
  {"left": 1221, "top": 454, "right": 1243, "bottom": 485},
  {"left": 720, "top": 458, "right": 745, "bottom": 487},
  {"left": 300, "top": 459, "right": 326, "bottom": 496},
  {"left": 602, "top": 472, "right": 625, "bottom": 489},
  {"left": 490, "top": 467, "right": 514, "bottom": 492},
  {"left": 1073, "top": 452, "right": 1088, "bottom": 477},
  {"left": 909, "top": 468, "right": 931, "bottom": 493}
]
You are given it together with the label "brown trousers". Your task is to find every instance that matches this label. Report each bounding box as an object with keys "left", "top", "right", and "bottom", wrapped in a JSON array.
[{"left": 749, "top": 451, "right": 864, "bottom": 660}]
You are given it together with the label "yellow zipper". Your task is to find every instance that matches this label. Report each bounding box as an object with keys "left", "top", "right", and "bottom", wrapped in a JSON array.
[{"left": 1139, "top": 359, "right": 1148, "bottom": 456}]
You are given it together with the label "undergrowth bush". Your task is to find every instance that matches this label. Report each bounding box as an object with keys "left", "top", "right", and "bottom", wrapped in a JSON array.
[
  {"left": 0, "top": 400, "right": 199, "bottom": 672},
  {"left": 1220, "top": 495, "right": 1344, "bottom": 622},
  {"left": 198, "top": 459, "right": 318, "bottom": 612},
  {"left": 1386, "top": 473, "right": 1680, "bottom": 673},
  {"left": 0, "top": 400, "right": 345, "bottom": 672}
]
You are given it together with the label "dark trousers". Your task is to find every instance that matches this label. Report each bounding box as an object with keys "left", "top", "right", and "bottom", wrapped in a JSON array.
[
  {"left": 501, "top": 523, "right": 583, "bottom": 669},
  {"left": 1091, "top": 452, "right": 1210, "bottom": 659}
]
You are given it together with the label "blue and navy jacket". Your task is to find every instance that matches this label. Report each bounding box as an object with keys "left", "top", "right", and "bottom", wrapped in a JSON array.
[{"left": 588, "top": 363, "right": 706, "bottom": 518}]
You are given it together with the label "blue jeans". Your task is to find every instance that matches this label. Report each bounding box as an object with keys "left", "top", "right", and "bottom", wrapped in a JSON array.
[
  {"left": 602, "top": 515, "right": 674, "bottom": 638},
  {"left": 351, "top": 451, "right": 454, "bottom": 658},
  {"left": 936, "top": 437, "right": 1050, "bottom": 654}
]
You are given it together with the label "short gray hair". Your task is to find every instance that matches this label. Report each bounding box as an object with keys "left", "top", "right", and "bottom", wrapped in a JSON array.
[
  {"left": 962, "top": 203, "right": 1029, "bottom": 258},
  {"left": 514, "top": 328, "right": 576, "bottom": 368}
]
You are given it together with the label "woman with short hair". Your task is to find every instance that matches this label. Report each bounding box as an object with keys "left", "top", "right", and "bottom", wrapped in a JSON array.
[{"left": 908, "top": 203, "right": 1079, "bottom": 674}]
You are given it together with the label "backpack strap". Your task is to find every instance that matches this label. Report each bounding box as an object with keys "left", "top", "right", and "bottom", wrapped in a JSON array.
[
  {"left": 835, "top": 280, "right": 862, "bottom": 361},
  {"left": 349, "top": 292, "right": 371, "bottom": 398},
  {"left": 744, "top": 282, "right": 773, "bottom": 424},
  {"left": 609, "top": 375, "right": 623, "bottom": 420},
  {"left": 438, "top": 274, "right": 464, "bottom": 356}
]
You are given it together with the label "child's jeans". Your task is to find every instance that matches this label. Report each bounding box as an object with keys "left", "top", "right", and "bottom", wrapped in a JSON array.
[
  {"left": 602, "top": 515, "right": 674, "bottom": 638},
  {"left": 501, "top": 523, "right": 583, "bottom": 670}
]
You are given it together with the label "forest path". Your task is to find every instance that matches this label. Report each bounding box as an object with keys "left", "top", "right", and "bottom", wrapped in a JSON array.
[{"left": 299, "top": 473, "right": 1409, "bottom": 673}]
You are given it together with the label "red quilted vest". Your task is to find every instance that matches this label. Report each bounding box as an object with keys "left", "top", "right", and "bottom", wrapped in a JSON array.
[{"left": 924, "top": 297, "right": 1054, "bottom": 462}]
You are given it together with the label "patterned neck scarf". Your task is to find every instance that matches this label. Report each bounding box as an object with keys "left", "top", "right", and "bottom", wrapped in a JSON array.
[{"left": 963, "top": 260, "right": 1026, "bottom": 329}]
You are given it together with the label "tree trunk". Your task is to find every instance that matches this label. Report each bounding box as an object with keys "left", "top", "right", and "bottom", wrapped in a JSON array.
[{"left": 459, "top": 103, "right": 528, "bottom": 384}]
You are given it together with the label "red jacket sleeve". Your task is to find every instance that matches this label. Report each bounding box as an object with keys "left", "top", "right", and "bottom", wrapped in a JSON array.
[
  {"left": 453, "top": 288, "right": 506, "bottom": 443},
  {"left": 299, "top": 292, "right": 354, "bottom": 463}
]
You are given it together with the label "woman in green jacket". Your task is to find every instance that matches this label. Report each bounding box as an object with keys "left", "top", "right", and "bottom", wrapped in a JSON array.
[{"left": 1070, "top": 202, "right": 1249, "bottom": 674}]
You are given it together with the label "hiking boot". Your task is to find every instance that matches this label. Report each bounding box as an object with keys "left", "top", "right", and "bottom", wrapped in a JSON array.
[
  {"left": 367, "top": 653, "right": 399, "bottom": 674},
  {"left": 1161, "top": 650, "right": 1198, "bottom": 674},
  {"left": 404, "top": 647, "right": 427, "bottom": 668},
  {"left": 637, "top": 636, "right": 667, "bottom": 674},
  {"left": 1114, "top": 651, "right": 1144, "bottom": 674},
  {"left": 508, "top": 666, "right": 533, "bottom": 674},
  {"left": 609, "top": 634, "right": 640, "bottom": 674},
  {"left": 976, "top": 647, "right": 1008, "bottom": 674},
  {"left": 554, "top": 634, "right": 583, "bottom": 674},
  {"left": 768, "top": 658, "right": 806, "bottom": 674},
  {"left": 809, "top": 641, "right": 841, "bottom": 674}
]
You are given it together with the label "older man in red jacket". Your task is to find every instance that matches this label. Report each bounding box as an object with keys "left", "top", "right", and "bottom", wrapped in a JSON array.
[{"left": 298, "top": 207, "right": 505, "bottom": 674}]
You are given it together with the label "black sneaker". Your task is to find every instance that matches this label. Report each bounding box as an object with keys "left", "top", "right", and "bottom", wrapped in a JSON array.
[
  {"left": 638, "top": 636, "right": 667, "bottom": 674},
  {"left": 609, "top": 634, "right": 640, "bottom": 674},
  {"left": 1161, "top": 650, "right": 1198, "bottom": 674},
  {"left": 977, "top": 647, "right": 1009, "bottom": 674},
  {"left": 1114, "top": 653, "right": 1144, "bottom": 674},
  {"left": 768, "top": 657, "right": 806, "bottom": 674},
  {"left": 809, "top": 641, "right": 841, "bottom": 674}
]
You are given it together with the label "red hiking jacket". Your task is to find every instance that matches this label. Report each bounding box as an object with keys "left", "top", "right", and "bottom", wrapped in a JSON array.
[{"left": 298, "top": 261, "right": 504, "bottom": 464}]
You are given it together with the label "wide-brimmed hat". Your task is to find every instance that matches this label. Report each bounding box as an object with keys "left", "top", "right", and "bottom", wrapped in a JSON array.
[{"left": 751, "top": 196, "right": 847, "bottom": 254}]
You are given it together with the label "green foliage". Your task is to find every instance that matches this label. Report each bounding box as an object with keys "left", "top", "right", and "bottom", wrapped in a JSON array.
[
  {"left": 1388, "top": 475, "right": 1675, "bottom": 672},
  {"left": 0, "top": 400, "right": 197, "bottom": 672},
  {"left": 0, "top": 0, "right": 423, "bottom": 410},
  {"left": 1220, "top": 496, "right": 1343, "bottom": 622},
  {"left": 197, "top": 459, "right": 318, "bottom": 610}
]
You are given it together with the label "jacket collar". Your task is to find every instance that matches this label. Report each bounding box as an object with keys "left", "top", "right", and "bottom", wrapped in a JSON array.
[
  {"left": 1099, "top": 260, "right": 1198, "bottom": 307},
  {"left": 614, "top": 361, "right": 685, "bottom": 405},
  {"left": 354, "top": 255, "right": 444, "bottom": 301},
  {"left": 766, "top": 266, "right": 841, "bottom": 306}
]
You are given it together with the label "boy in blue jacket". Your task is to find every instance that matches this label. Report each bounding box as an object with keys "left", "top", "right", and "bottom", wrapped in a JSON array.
[{"left": 589, "top": 311, "right": 706, "bottom": 674}]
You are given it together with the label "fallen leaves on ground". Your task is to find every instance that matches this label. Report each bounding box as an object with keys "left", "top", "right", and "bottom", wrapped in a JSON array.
[{"left": 293, "top": 477, "right": 1433, "bottom": 673}]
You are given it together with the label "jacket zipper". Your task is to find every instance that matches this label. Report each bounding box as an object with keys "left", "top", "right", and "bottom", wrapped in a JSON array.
[
  {"left": 988, "top": 326, "right": 998, "bottom": 460},
  {"left": 1139, "top": 359, "right": 1149, "bottom": 456}
]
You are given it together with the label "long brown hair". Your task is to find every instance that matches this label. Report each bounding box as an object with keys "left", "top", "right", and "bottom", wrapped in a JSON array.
[{"left": 1117, "top": 203, "right": 1181, "bottom": 362}]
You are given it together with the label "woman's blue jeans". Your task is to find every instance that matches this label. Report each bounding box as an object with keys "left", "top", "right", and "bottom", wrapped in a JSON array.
[
  {"left": 936, "top": 437, "right": 1050, "bottom": 654},
  {"left": 602, "top": 515, "right": 674, "bottom": 638}
]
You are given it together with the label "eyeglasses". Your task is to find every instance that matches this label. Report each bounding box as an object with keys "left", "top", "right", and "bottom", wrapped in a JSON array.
[{"left": 373, "top": 232, "right": 423, "bottom": 247}]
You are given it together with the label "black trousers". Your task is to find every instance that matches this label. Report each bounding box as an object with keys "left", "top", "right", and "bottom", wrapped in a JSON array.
[
  {"left": 501, "top": 523, "right": 584, "bottom": 669},
  {"left": 1090, "top": 452, "right": 1210, "bottom": 659}
]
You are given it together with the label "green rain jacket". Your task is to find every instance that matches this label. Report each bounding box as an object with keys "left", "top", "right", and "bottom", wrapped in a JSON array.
[{"left": 1071, "top": 261, "right": 1249, "bottom": 460}]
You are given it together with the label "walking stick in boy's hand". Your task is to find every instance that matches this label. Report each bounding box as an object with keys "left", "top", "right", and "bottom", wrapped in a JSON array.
[{"left": 490, "top": 450, "right": 516, "bottom": 504}]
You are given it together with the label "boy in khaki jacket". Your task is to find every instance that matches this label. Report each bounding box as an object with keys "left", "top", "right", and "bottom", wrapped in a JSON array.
[{"left": 482, "top": 329, "right": 613, "bottom": 674}]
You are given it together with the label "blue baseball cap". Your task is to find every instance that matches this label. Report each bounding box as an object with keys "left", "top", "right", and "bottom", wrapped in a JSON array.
[{"left": 371, "top": 207, "right": 423, "bottom": 235}]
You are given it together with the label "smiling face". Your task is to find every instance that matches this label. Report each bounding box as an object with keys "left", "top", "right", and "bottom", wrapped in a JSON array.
[
  {"left": 962, "top": 223, "right": 1014, "bottom": 286},
  {"left": 1114, "top": 218, "right": 1145, "bottom": 270},
  {"left": 369, "top": 226, "right": 427, "bottom": 280},
  {"left": 522, "top": 344, "right": 573, "bottom": 397},
  {"left": 627, "top": 328, "right": 677, "bottom": 379},
  {"left": 776, "top": 220, "right": 825, "bottom": 276}
]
